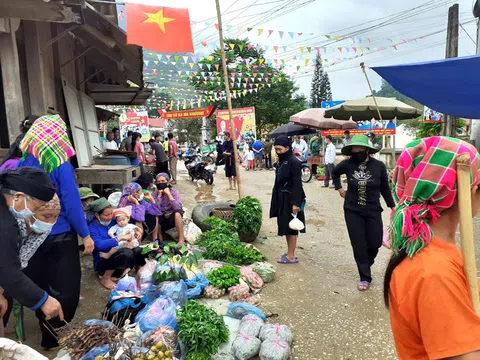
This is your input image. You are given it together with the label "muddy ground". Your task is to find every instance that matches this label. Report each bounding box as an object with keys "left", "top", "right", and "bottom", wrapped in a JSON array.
[{"left": 17, "top": 164, "right": 480, "bottom": 359}]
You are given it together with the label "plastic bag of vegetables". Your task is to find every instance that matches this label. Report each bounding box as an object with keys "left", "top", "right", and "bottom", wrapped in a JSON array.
[
  {"left": 259, "top": 338, "right": 291, "bottom": 360},
  {"left": 231, "top": 331, "right": 261, "bottom": 360},
  {"left": 239, "top": 314, "right": 264, "bottom": 337},
  {"left": 259, "top": 324, "right": 294, "bottom": 346},
  {"left": 251, "top": 262, "right": 276, "bottom": 283}
]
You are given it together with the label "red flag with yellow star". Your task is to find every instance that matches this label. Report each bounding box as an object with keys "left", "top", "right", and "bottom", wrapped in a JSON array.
[{"left": 125, "top": 4, "right": 194, "bottom": 53}]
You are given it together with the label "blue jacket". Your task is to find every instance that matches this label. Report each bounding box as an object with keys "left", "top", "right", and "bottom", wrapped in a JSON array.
[
  {"left": 89, "top": 220, "right": 118, "bottom": 271},
  {"left": 17, "top": 155, "right": 89, "bottom": 238}
]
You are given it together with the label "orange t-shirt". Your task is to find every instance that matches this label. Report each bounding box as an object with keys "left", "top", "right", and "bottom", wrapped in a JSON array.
[{"left": 389, "top": 238, "right": 480, "bottom": 360}]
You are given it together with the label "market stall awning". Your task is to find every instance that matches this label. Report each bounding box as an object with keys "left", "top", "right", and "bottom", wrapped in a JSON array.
[
  {"left": 290, "top": 108, "right": 357, "bottom": 130},
  {"left": 371, "top": 55, "right": 480, "bottom": 119},
  {"left": 89, "top": 84, "right": 152, "bottom": 105}
]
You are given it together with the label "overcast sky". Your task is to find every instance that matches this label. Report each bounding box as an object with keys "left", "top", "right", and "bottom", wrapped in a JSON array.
[{"left": 132, "top": 0, "right": 478, "bottom": 101}]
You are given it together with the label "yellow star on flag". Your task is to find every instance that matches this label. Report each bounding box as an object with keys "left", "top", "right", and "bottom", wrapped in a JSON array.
[{"left": 143, "top": 8, "right": 175, "bottom": 32}]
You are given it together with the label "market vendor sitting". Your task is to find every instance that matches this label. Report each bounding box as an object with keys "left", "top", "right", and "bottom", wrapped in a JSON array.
[
  {"left": 79, "top": 187, "right": 99, "bottom": 223},
  {"left": 152, "top": 173, "right": 185, "bottom": 246},
  {"left": 86, "top": 198, "right": 146, "bottom": 289}
]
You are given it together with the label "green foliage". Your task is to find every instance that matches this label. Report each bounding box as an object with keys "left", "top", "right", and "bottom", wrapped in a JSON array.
[
  {"left": 191, "top": 38, "right": 307, "bottom": 136},
  {"left": 310, "top": 54, "right": 332, "bottom": 108},
  {"left": 231, "top": 196, "right": 262, "bottom": 235},
  {"left": 177, "top": 301, "right": 229, "bottom": 357},
  {"left": 197, "top": 228, "right": 266, "bottom": 265},
  {"left": 207, "top": 266, "right": 240, "bottom": 289},
  {"left": 174, "top": 118, "right": 202, "bottom": 145},
  {"left": 202, "top": 217, "right": 237, "bottom": 235},
  {"left": 151, "top": 242, "right": 203, "bottom": 282},
  {"left": 414, "top": 118, "right": 466, "bottom": 139}
]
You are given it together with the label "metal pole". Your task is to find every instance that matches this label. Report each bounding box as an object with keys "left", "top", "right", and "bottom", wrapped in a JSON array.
[{"left": 215, "top": 0, "right": 243, "bottom": 199}]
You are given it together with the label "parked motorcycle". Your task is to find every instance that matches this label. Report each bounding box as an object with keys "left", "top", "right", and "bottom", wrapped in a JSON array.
[{"left": 184, "top": 154, "right": 214, "bottom": 184}]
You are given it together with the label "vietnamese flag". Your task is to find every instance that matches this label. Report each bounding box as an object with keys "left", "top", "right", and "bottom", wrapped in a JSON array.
[{"left": 125, "top": 3, "right": 194, "bottom": 53}]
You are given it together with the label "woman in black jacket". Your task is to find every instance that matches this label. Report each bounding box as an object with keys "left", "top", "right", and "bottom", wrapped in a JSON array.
[{"left": 270, "top": 135, "right": 306, "bottom": 264}]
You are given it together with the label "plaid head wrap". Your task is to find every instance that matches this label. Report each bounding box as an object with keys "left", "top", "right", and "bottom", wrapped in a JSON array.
[
  {"left": 19, "top": 115, "right": 75, "bottom": 174},
  {"left": 390, "top": 136, "right": 480, "bottom": 258},
  {"left": 118, "top": 182, "right": 141, "bottom": 208}
]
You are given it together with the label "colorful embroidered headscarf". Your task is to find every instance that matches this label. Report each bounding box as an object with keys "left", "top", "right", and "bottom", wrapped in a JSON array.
[
  {"left": 20, "top": 115, "right": 75, "bottom": 174},
  {"left": 390, "top": 136, "right": 480, "bottom": 258},
  {"left": 118, "top": 182, "right": 142, "bottom": 208}
]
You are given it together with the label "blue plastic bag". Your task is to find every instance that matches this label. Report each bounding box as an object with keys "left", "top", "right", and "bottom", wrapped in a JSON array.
[
  {"left": 136, "top": 295, "right": 177, "bottom": 332},
  {"left": 184, "top": 273, "right": 209, "bottom": 299},
  {"left": 79, "top": 344, "right": 109, "bottom": 360},
  {"left": 116, "top": 274, "right": 137, "bottom": 291},
  {"left": 83, "top": 319, "right": 114, "bottom": 327},
  {"left": 227, "top": 302, "right": 266, "bottom": 321},
  {"left": 158, "top": 281, "right": 187, "bottom": 307}
]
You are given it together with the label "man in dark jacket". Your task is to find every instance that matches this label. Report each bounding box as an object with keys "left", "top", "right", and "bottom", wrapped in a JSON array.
[{"left": 0, "top": 167, "right": 64, "bottom": 321}]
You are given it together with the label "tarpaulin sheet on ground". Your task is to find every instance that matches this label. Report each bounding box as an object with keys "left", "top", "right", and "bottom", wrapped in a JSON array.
[{"left": 371, "top": 55, "right": 480, "bottom": 119}]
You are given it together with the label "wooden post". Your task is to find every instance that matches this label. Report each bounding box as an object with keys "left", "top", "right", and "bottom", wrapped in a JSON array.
[
  {"left": 442, "top": 4, "right": 459, "bottom": 137},
  {"left": 0, "top": 18, "right": 25, "bottom": 144},
  {"left": 470, "top": 5, "right": 480, "bottom": 149},
  {"left": 456, "top": 153, "right": 480, "bottom": 315},
  {"left": 215, "top": 0, "right": 243, "bottom": 199}
]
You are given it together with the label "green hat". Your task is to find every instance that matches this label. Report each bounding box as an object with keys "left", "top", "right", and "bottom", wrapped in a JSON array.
[
  {"left": 84, "top": 197, "right": 111, "bottom": 214},
  {"left": 78, "top": 187, "right": 99, "bottom": 200},
  {"left": 341, "top": 134, "right": 379, "bottom": 156}
]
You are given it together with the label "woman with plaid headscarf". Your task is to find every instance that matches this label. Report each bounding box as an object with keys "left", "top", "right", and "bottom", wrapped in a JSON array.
[
  {"left": 16, "top": 115, "right": 94, "bottom": 349},
  {"left": 384, "top": 136, "right": 480, "bottom": 359}
]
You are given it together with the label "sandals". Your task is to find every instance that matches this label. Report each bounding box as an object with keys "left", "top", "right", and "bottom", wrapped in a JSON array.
[
  {"left": 357, "top": 281, "right": 370, "bottom": 291},
  {"left": 277, "top": 254, "right": 299, "bottom": 264}
]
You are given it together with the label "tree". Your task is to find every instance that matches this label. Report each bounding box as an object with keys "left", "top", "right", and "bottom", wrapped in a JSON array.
[
  {"left": 310, "top": 54, "right": 332, "bottom": 108},
  {"left": 190, "top": 38, "right": 307, "bottom": 136}
]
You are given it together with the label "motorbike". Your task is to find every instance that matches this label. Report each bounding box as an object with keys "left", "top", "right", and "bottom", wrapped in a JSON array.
[{"left": 184, "top": 154, "right": 214, "bottom": 184}]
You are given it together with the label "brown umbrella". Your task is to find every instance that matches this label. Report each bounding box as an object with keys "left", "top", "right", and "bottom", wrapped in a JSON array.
[
  {"left": 290, "top": 108, "right": 357, "bottom": 130},
  {"left": 324, "top": 96, "right": 422, "bottom": 121}
]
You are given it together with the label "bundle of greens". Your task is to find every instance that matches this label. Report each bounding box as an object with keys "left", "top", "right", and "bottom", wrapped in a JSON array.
[
  {"left": 231, "top": 196, "right": 262, "bottom": 236},
  {"left": 177, "top": 301, "right": 229, "bottom": 359},
  {"left": 207, "top": 266, "right": 240, "bottom": 289}
]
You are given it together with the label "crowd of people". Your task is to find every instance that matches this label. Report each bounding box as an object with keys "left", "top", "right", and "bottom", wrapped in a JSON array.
[
  {"left": 3, "top": 114, "right": 480, "bottom": 359},
  {"left": 0, "top": 114, "right": 187, "bottom": 349}
]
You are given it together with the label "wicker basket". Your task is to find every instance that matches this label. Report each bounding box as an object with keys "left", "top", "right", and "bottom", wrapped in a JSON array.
[{"left": 211, "top": 207, "right": 235, "bottom": 221}]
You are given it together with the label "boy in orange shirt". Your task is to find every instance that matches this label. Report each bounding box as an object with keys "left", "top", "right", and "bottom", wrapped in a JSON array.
[{"left": 384, "top": 136, "right": 480, "bottom": 360}]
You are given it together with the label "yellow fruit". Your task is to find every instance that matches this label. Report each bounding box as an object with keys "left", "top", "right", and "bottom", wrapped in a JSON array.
[
  {"left": 156, "top": 341, "right": 165, "bottom": 350},
  {"left": 150, "top": 346, "right": 158, "bottom": 353},
  {"left": 94, "top": 357, "right": 105, "bottom": 360},
  {"left": 164, "top": 350, "right": 171, "bottom": 356},
  {"left": 147, "top": 355, "right": 156, "bottom": 360},
  {"left": 157, "top": 351, "right": 164, "bottom": 357}
]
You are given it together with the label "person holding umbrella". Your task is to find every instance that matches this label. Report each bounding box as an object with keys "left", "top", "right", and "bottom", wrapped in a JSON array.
[{"left": 332, "top": 134, "right": 395, "bottom": 291}]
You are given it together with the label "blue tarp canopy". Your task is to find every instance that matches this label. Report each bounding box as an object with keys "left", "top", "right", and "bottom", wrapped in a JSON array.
[{"left": 372, "top": 55, "right": 480, "bottom": 119}]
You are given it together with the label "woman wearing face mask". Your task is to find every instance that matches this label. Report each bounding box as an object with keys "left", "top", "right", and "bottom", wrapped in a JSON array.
[
  {"left": 86, "top": 198, "right": 145, "bottom": 289},
  {"left": 152, "top": 173, "right": 185, "bottom": 245},
  {"left": 3, "top": 194, "right": 61, "bottom": 333},
  {"left": 332, "top": 134, "right": 395, "bottom": 291},
  {"left": 118, "top": 182, "right": 159, "bottom": 229},
  {"left": 270, "top": 135, "right": 306, "bottom": 264},
  {"left": 17, "top": 115, "right": 94, "bottom": 348},
  {"left": 0, "top": 167, "right": 63, "bottom": 332}
]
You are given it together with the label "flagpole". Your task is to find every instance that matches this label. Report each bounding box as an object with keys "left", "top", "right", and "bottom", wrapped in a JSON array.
[{"left": 215, "top": 0, "right": 243, "bottom": 199}]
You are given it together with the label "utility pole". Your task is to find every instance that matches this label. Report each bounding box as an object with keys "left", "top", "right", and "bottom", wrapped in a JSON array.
[
  {"left": 470, "top": 1, "right": 480, "bottom": 148},
  {"left": 441, "top": 3, "right": 459, "bottom": 137},
  {"left": 215, "top": 0, "right": 243, "bottom": 199}
]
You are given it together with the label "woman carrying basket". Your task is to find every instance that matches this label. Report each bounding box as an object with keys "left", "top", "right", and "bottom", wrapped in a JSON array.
[{"left": 385, "top": 136, "right": 480, "bottom": 359}]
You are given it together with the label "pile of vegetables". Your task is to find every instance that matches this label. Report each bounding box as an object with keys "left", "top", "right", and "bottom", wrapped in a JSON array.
[
  {"left": 177, "top": 301, "right": 229, "bottom": 360},
  {"left": 207, "top": 266, "right": 240, "bottom": 289},
  {"left": 230, "top": 196, "right": 262, "bottom": 237},
  {"left": 196, "top": 224, "right": 266, "bottom": 265}
]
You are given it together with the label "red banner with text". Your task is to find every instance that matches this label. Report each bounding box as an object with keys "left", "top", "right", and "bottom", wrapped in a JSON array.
[{"left": 321, "top": 128, "right": 396, "bottom": 137}]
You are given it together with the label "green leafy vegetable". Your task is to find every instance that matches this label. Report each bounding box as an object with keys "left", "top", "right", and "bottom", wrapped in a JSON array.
[
  {"left": 152, "top": 242, "right": 202, "bottom": 282},
  {"left": 202, "top": 216, "right": 236, "bottom": 235},
  {"left": 177, "top": 301, "right": 229, "bottom": 358},
  {"left": 231, "top": 196, "right": 262, "bottom": 236},
  {"left": 207, "top": 266, "right": 240, "bottom": 289}
]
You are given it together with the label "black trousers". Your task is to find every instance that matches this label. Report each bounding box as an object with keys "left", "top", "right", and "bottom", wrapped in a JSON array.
[
  {"left": 311, "top": 164, "right": 318, "bottom": 176},
  {"left": 265, "top": 154, "right": 272, "bottom": 169},
  {"left": 96, "top": 248, "right": 146, "bottom": 278},
  {"left": 156, "top": 160, "right": 170, "bottom": 176},
  {"left": 324, "top": 163, "right": 334, "bottom": 186},
  {"left": 23, "top": 232, "right": 81, "bottom": 349},
  {"left": 344, "top": 209, "right": 383, "bottom": 283}
]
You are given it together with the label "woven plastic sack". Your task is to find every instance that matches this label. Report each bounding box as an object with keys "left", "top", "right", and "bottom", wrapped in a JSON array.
[
  {"left": 259, "top": 324, "right": 294, "bottom": 346},
  {"left": 228, "top": 283, "right": 250, "bottom": 302},
  {"left": 259, "top": 338, "right": 291, "bottom": 360},
  {"left": 184, "top": 273, "right": 209, "bottom": 299},
  {"left": 202, "top": 260, "right": 224, "bottom": 274},
  {"left": 240, "top": 267, "right": 264, "bottom": 289},
  {"left": 251, "top": 262, "right": 276, "bottom": 283},
  {"left": 136, "top": 295, "right": 177, "bottom": 332},
  {"left": 141, "top": 325, "right": 178, "bottom": 350},
  {"left": 158, "top": 280, "right": 187, "bottom": 307},
  {"left": 227, "top": 302, "right": 266, "bottom": 321},
  {"left": 231, "top": 331, "right": 261, "bottom": 360},
  {"left": 239, "top": 314, "right": 264, "bottom": 337}
]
